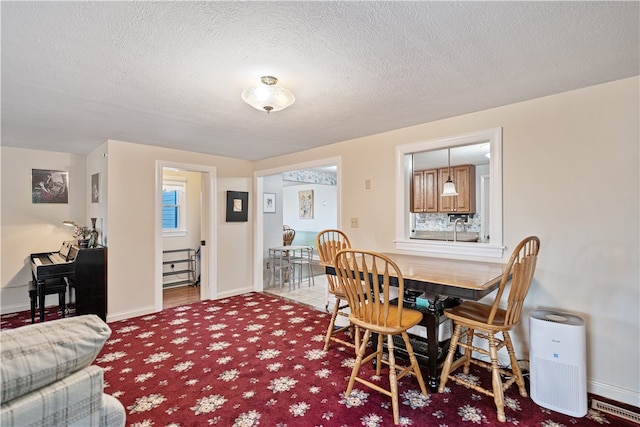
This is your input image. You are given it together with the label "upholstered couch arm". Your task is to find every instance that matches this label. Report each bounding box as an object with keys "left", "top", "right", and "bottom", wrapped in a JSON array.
[
  {"left": 1, "top": 365, "right": 105, "bottom": 427},
  {"left": 101, "top": 394, "right": 126, "bottom": 427}
]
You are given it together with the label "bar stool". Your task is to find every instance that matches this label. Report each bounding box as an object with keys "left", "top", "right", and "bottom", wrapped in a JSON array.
[
  {"left": 290, "top": 246, "right": 315, "bottom": 287},
  {"left": 28, "top": 278, "right": 67, "bottom": 323},
  {"left": 268, "top": 247, "right": 293, "bottom": 290}
]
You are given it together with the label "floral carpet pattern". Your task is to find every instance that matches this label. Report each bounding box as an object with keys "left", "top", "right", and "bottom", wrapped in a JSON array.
[{"left": 2, "top": 292, "right": 635, "bottom": 426}]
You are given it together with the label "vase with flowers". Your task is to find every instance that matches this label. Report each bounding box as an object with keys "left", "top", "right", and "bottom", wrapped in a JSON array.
[{"left": 74, "top": 225, "right": 93, "bottom": 248}]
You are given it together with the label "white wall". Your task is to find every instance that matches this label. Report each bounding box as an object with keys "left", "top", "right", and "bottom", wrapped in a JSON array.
[
  {"left": 104, "top": 140, "right": 254, "bottom": 320},
  {"left": 0, "top": 141, "right": 258, "bottom": 320},
  {"left": 262, "top": 174, "right": 285, "bottom": 252},
  {"left": 254, "top": 77, "right": 640, "bottom": 406},
  {"left": 1, "top": 147, "right": 86, "bottom": 312},
  {"left": 282, "top": 183, "right": 337, "bottom": 232},
  {"left": 87, "top": 141, "right": 108, "bottom": 246},
  {"left": 216, "top": 177, "right": 253, "bottom": 296}
]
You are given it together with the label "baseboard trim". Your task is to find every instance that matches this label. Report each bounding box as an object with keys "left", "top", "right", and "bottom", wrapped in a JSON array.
[
  {"left": 214, "top": 287, "right": 254, "bottom": 299},
  {"left": 107, "top": 305, "right": 156, "bottom": 323},
  {"left": 589, "top": 379, "right": 640, "bottom": 408}
]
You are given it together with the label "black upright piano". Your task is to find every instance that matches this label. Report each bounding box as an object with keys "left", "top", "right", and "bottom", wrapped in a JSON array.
[{"left": 30, "top": 241, "right": 107, "bottom": 322}]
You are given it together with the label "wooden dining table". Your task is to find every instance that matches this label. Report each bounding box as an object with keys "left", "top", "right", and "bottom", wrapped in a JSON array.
[{"left": 326, "top": 252, "right": 506, "bottom": 392}]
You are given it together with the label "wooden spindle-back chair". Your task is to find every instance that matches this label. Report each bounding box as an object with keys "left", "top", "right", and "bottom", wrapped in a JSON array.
[
  {"left": 315, "top": 229, "right": 354, "bottom": 351},
  {"left": 334, "top": 249, "right": 427, "bottom": 425},
  {"left": 438, "top": 236, "right": 541, "bottom": 422}
]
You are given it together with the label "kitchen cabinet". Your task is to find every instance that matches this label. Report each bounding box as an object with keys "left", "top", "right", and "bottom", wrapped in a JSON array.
[
  {"left": 412, "top": 165, "right": 476, "bottom": 214},
  {"left": 438, "top": 165, "right": 475, "bottom": 213},
  {"left": 411, "top": 169, "right": 438, "bottom": 213}
]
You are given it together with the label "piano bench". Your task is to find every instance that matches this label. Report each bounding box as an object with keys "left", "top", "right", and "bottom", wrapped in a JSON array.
[{"left": 28, "top": 279, "right": 68, "bottom": 323}]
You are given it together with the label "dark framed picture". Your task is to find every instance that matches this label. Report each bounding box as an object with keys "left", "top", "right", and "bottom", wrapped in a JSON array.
[
  {"left": 91, "top": 173, "right": 100, "bottom": 203},
  {"left": 32, "top": 169, "right": 69, "bottom": 204},
  {"left": 226, "top": 191, "right": 249, "bottom": 222},
  {"left": 263, "top": 193, "right": 276, "bottom": 213}
]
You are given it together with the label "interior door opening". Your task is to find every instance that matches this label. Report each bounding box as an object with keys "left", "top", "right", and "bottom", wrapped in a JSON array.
[
  {"left": 255, "top": 158, "right": 340, "bottom": 311},
  {"left": 156, "top": 161, "right": 217, "bottom": 312}
]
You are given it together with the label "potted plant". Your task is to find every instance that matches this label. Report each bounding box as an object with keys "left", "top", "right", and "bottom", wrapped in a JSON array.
[{"left": 73, "top": 225, "right": 93, "bottom": 248}]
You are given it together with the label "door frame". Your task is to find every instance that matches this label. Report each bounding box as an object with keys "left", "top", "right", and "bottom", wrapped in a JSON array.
[
  {"left": 155, "top": 161, "right": 217, "bottom": 311},
  {"left": 253, "top": 156, "right": 341, "bottom": 292}
]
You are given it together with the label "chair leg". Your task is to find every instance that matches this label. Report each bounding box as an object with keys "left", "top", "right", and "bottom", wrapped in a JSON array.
[
  {"left": 66, "top": 278, "right": 74, "bottom": 306},
  {"left": 503, "top": 331, "right": 527, "bottom": 397},
  {"left": 386, "top": 334, "right": 400, "bottom": 425},
  {"left": 400, "top": 331, "right": 428, "bottom": 396},
  {"left": 308, "top": 262, "right": 315, "bottom": 286},
  {"left": 439, "top": 323, "right": 463, "bottom": 392},
  {"left": 323, "top": 299, "right": 341, "bottom": 351},
  {"left": 58, "top": 291, "right": 66, "bottom": 317},
  {"left": 374, "top": 332, "right": 384, "bottom": 374},
  {"left": 29, "top": 292, "right": 36, "bottom": 324},
  {"left": 488, "top": 333, "right": 506, "bottom": 422},
  {"left": 462, "top": 327, "right": 474, "bottom": 374},
  {"left": 346, "top": 328, "right": 371, "bottom": 397}
]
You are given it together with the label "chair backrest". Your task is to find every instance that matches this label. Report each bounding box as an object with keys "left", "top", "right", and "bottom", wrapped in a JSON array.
[
  {"left": 333, "top": 249, "right": 405, "bottom": 328},
  {"left": 316, "top": 229, "right": 351, "bottom": 265},
  {"left": 316, "top": 229, "right": 351, "bottom": 294},
  {"left": 487, "top": 236, "right": 540, "bottom": 326},
  {"left": 283, "top": 228, "right": 296, "bottom": 246}
]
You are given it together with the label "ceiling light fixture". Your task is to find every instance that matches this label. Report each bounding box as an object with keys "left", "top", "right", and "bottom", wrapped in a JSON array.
[
  {"left": 241, "top": 76, "right": 295, "bottom": 114},
  {"left": 441, "top": 148, "right": 459, "bottom": 197}
]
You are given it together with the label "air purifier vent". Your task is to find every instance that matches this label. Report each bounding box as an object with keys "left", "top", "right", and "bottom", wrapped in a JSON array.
[
  {"left": 532, "top": 357, "right": 582, "bottom": 412},
  {"left": 530, "top": 310, "right": 584, "bottom": 325}
]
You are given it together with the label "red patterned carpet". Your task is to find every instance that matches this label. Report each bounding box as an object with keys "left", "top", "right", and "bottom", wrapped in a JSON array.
[{"left": 2, "top": 293, "right": 635, "bottom": 426}]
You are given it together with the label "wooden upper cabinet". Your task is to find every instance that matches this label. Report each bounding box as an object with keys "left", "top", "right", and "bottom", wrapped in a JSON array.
[
  {"left": 411, "top": 171, "right": 425, "bottom": 213},
  {"left": 413, "top": 165, "right": 475, "bottom": 214},
  {"left": 438, "top": 165, "right": 476, "bottom": 213},
  {"left": 424, "top": 170, "right": 438, "bottom": 212},
  {"left": 411, "top": 170, "right": 438, "bottom": 213}
]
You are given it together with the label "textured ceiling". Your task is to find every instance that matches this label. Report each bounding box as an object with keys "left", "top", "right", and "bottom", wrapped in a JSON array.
[{"left": 2, "top": 2, "right": 638, "bottom": 161}]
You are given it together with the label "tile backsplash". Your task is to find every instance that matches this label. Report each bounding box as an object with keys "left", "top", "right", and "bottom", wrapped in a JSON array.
[{"left": 414, "top": 213, "right": 481, "bottom": 232}]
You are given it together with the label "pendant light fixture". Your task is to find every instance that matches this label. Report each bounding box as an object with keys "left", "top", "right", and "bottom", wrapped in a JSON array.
[
  {"left": 441, "top": 148, "right": 459, "bottom": 196},
  {"left": 241, "top": 76, "right": 295, "bottom": 114}
]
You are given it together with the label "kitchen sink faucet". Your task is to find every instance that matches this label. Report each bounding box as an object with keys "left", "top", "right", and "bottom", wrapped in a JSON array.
[{"left": 453, "top": 218, "right": 466, "bottom": 242}]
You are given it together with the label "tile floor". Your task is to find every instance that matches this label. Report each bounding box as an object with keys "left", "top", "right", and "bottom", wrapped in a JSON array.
[{"left": 263, "top": 272, "right": 332, "bottom": 312}]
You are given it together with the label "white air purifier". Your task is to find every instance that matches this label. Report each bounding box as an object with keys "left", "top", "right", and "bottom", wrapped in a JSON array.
[{"left": 530, "top": 309, "right": 587, "bottom": 417}]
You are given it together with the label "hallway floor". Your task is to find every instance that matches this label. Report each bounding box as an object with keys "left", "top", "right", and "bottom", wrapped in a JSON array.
[
  {"left": 162, "top": 273, "right": 333, "bottom": 314},
  {"left": 263, "top": 273, "right": 331, "bottom": 313}
]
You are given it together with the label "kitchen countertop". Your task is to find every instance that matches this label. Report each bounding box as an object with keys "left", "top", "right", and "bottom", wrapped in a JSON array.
[{"left": 411, "top": 231, "right": 479, "bottom": 242}]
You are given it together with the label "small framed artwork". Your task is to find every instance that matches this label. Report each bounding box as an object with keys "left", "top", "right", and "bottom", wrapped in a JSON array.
[
  {"left": 263, "top": 193, "right": 276, "bottom": 213},
  {"left": 32, "top": 169, "right": 69, "bottom": 204},
  {"left": 226, "top": 191, "right": 249, "bottom": 222},
  {"left": 91, "top": 173, "right": 100, "bottom": 203},
  {"left": 298, "top": 189, "right": 314, "bottom": 219}
]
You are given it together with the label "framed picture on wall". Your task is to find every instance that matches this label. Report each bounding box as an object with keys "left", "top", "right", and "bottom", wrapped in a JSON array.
[
  {"left": 31, "top": 169, "right": 69, "bottom": 204},
  {"left": 226, "top": 191, "right": 249, "bottom": 222},
  {"left": 298, "top": 189, "right": 313, "bottom": 219},
  {"left": 263, "top": 193, "right": 276, "bottom": 213},
  {"left": 91, "top": 173, "right": 100, "bottom": 203}
]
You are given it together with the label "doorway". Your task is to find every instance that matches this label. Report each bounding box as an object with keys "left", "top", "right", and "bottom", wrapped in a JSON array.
[
  {"left": 254, "top": 157, "right": 341, "bottom": 310},
  {"left": 156, "top": 161, "right": 217, "bottom": 312}
]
